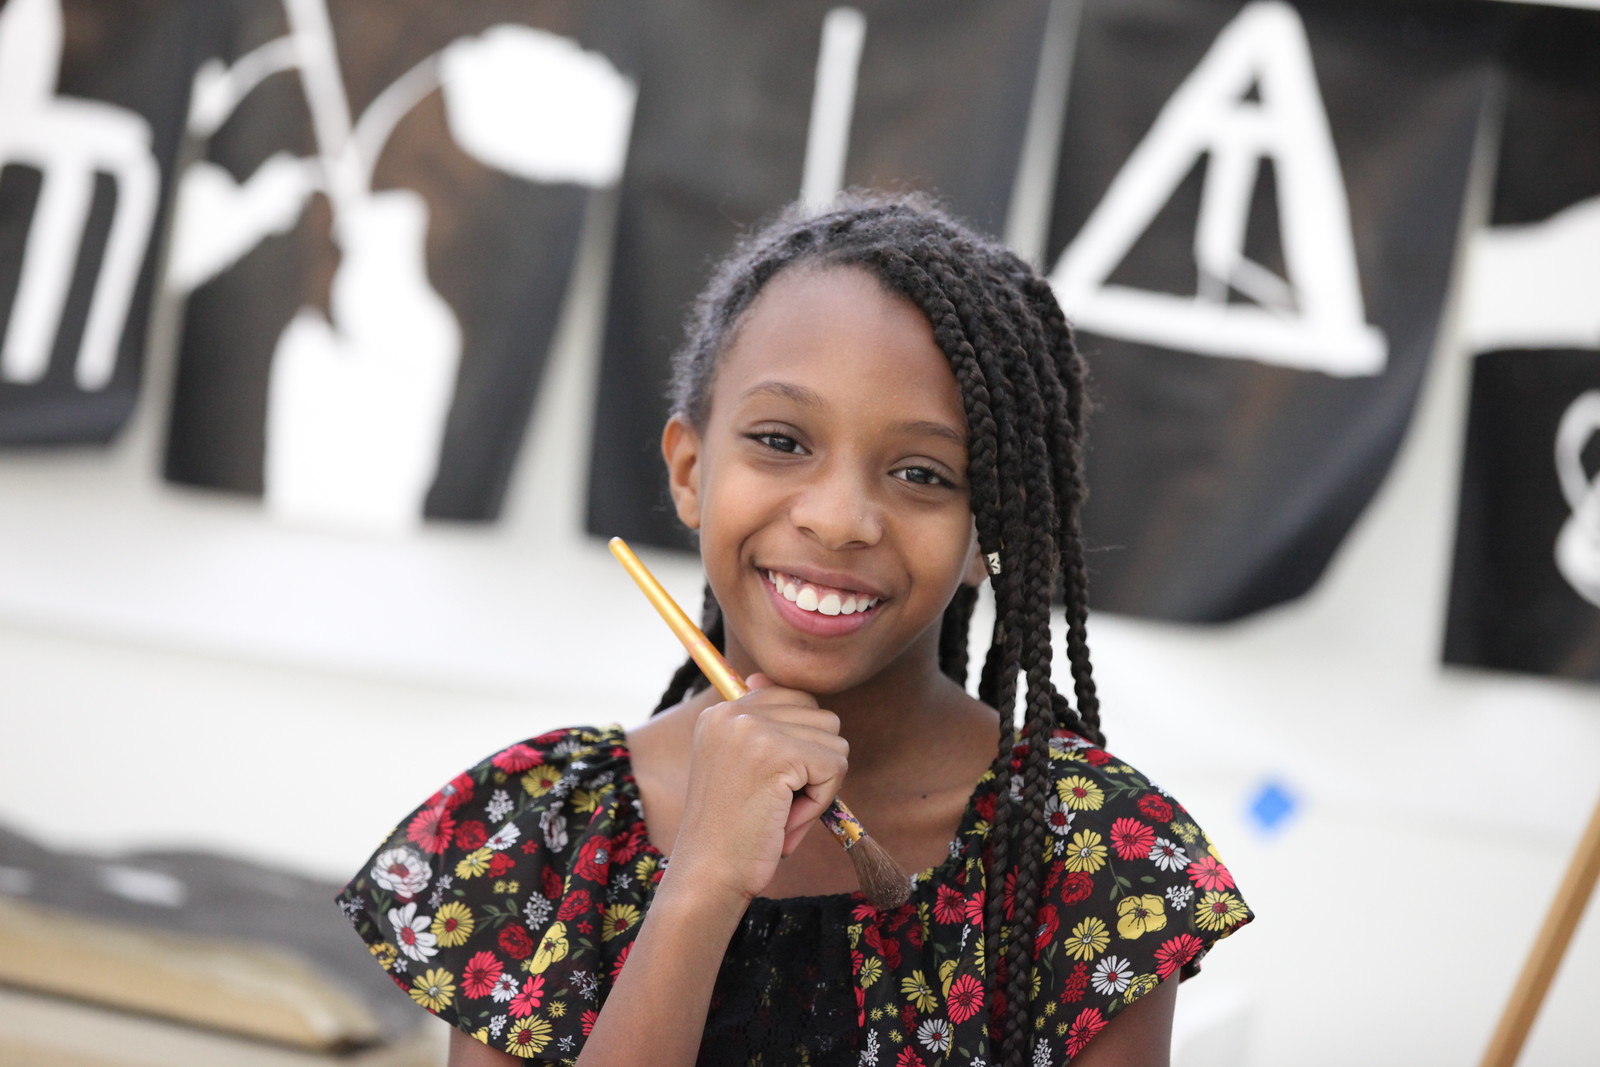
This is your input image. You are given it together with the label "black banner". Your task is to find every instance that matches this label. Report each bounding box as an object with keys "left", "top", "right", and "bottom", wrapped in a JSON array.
[
  {"left": 164, "top": 0, "right": 633, "bottom": 531},
  {"left": 1045, "top": 0, "right": 1507, "bottom": 621},
  {"left": 1444, "top": 6, "right": 1600, "bottom": 681},
  {"left": 583, "top": 0, "right": 1051, "bottom": 550},
  {"left": 0, "top": 0, "right": 211, "bottom": 445}
]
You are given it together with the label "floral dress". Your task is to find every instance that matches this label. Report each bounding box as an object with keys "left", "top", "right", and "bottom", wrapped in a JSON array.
[{"left": 337, "top": 719, "right": 1251, "bottom": 1065}]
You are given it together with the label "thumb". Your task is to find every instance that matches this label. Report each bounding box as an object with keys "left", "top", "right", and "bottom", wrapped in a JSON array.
[{"left": 745, "top": 672, "right": 775, "bottom": 691}]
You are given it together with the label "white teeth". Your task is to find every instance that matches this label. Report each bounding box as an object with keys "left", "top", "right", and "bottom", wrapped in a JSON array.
[{"left": 766, "top": 570, "right": 879, "bottom": 615}]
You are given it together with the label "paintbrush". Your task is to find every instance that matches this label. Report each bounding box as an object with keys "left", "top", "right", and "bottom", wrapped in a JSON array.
[{"left": 608, "top": 537, "right": 912, "bottom": 911}]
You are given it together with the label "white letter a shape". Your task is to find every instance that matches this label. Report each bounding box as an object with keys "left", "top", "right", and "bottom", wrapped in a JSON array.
[{"left": 1050, "top": 1, "right": 1385, "bottom": 376}]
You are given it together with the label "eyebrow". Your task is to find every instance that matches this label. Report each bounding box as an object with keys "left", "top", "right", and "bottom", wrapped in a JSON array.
[{"left": 740, "top": 380, "right": 967, "bottom": 446}]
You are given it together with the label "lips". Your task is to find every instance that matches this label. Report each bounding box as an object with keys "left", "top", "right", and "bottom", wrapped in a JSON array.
[{"left": 759, "top": 565, "right": 889, "bottom": 620}]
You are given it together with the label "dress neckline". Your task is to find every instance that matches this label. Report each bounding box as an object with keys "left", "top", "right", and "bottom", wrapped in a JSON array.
[{"left": 592, "top": 724, "right": 996, "bottom": 908}]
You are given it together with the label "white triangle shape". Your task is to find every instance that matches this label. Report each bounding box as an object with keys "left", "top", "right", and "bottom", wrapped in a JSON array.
[{"left": 1049, "top": 1, "right": 1386, "bottom": 377}]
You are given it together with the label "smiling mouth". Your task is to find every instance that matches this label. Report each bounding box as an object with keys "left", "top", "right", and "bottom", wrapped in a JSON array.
[{"left": 761, "top": 569, "right": 882, "bottom": 617}]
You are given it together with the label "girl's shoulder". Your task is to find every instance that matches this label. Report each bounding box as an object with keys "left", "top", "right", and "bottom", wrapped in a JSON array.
[{"left": 336, "top": 725, "right": 657, "bottom": 1057}]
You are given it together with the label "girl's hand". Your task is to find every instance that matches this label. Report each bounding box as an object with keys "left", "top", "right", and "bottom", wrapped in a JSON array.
[{"left": 662, "top": 673, "right": 848, "bottom": 905}]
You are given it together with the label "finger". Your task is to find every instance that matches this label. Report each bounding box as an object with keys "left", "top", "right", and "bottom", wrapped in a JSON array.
[{"left": 746, "top": 672, "right": 774, "bottom": 691}]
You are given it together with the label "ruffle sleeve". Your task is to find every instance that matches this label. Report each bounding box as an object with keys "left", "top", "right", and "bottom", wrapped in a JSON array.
[
  {"left": 336, "top": 726, "right": 655, "bottom": 1062},
  {"left": 1022, "top": 728, "right": 1253, "bottom": 1063}
]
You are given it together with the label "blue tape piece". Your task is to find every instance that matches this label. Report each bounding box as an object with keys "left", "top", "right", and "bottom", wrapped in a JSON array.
[{"left": 1247, "top": 779, "right": 1298, "bottom": 833}]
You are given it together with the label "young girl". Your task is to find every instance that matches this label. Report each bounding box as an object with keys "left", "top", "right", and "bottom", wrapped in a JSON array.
[{"left": 338, "top": 193, "right": 1251, "bottom": 1066}]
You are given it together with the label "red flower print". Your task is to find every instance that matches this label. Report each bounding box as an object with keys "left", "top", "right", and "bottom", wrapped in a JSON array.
[
  {"left": 863, "top": 924, "right": 885, "bottom": 955},
  {"left": 1155, "top": 933, "right": 1205, "bottom": 979},
  {"left": 1109, "top": 817, "right": 1156, "bottom": 861},
  {"left": 508, "top": 975, "right": 544, "bottom": 1018},
  {"left": 581, "top": 1009, "right": 597, "bottom": 1036},
  {"left": 559, "top": 889, "right": 593, "bottom": 922},
  {"left": 454, "top": 820, "right": 488, "bottom": 851},
  {"left": 461, "top": 951, "right": 502, "bottom": 998},
  {"left": 488, "top": 851, "right": 515, "bottom": 877},
  {"left": 406, "top": 806, "right": 455, "bottom": 855},
  {"left": 974, "top": 790, "right": 996, "bottom": 823},
  {"left": 934, "top": 885, "right": 965, "bottom": 924},
  {"left": 1065, "top": 1006, "right": 1106, "bottom": 1057},
  {"left": 541, "top": 865, "right": 563, "bottom": 899},
  {"left": 574, "top": 837, "right": 610, "bottom": 882},
  {"left": 855, "top": 983, "right": 865, "bottom": 1025},
  {"left": 427, "top": 772, "right": 475, "bottom": 811},
  {"left": 852, "top": 902, "right": 878, "bottom": 923},
  {"left": 577, "top": 919, "right": 594, "bottom": 936},
  {"left": 1084, "top": 748, "right": 1113, "bottom": 767},
  {"left": 1187, "top": 855, "right": 1235, "bottom": 892},
  {"left": 1059, "top": 871, "right": 1094, "bottom": 906},
  {"left": 492, "top": 743, "right": 542, "bottom": 773},
  {"left": 907, "top": 921, "right": 925, "bottom": 948},
  {"left": 611, "top": 941, "right": 632, "bottom": 979},
  {"left": 964, "top": 891, "right": 984, "bottom": 925},
  {"left": 1003, "top": 871, "right": 1017, "bottom": 920},
  {"left": 1138, "top": 794, "right": 1173, "bottom": 822},
  {"left": 498, "top": 925, "right": 534, "bottom": 960},
  {"left": 947, "top": 973, "right": 984, "bottom": 1024},
  {"left": 610, "top": 824, "right": 648, "bottom": 864},
  {"left": 895, "top": 1048, "right": 925, "bottom": 1067},
  {"left": 1036, "top": 904, "right": 1060, "bottom": 948},
  {"left": 899, "top": 1002, "right": 917, "bottom": 1032},
  {"left": 1061, "top": 961, "right": 1089, "bottom": 1004}
]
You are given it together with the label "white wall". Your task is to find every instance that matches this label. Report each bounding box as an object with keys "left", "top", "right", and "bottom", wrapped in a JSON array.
[{"left": 3, "top": 42, "right": 1599, "bottom": 1067}]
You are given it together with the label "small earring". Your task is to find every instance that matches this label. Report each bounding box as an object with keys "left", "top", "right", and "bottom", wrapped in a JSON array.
[{"left": 985, "top": 551, "right": 1002, "bottom": 577}]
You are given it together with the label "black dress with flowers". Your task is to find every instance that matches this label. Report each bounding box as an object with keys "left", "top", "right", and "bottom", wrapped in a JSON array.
[{"left": 337, "top": 719, "right": 1251, "bottom": 1065}]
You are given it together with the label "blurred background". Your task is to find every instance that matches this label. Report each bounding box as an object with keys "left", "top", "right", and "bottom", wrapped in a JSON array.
[{"left": 1, "top": 0, "right": 1598, "bottom": 1063}]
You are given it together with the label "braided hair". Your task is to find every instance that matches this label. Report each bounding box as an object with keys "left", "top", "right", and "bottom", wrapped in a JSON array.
[{"left": 653, "top": 191, "right": 1102, "bottom": 1067}]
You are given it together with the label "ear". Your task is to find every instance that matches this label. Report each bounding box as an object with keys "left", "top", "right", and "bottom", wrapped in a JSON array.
[
  {"left": 960, "top": 531, "right": 989, "bottom": 588},
  {"left": 662, "top": 415, "right": 704, "bottom": 530}
]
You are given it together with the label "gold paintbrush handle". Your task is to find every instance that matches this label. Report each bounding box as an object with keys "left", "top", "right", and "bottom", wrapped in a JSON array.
[{"left": 608, "top": 537, "right": 868, "bottom": 851}]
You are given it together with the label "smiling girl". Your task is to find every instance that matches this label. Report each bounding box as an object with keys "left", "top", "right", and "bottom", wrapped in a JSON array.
[{"left": 338, "top": 193, "right": 1251, "bottom": 1066}]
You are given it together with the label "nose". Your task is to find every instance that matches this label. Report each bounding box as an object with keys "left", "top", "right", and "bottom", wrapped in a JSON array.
[{"left": 788, "top": 461, "right": 884, "bottom": 550}]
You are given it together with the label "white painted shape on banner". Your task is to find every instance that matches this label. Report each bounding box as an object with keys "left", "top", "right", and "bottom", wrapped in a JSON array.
[
  {"left": 187, "top": 38, "right": 301, "bottom": 140},
  {"left": 439, "top": 25, "right": 635, "bottom": 187},
  {"left": 167, "top": 155, "right": 318, "bottom": 293},
  {"left": 800, "top": 7, "right": 867, "bottom": 209},
  {"left": 1461, "top": 195, "right": 1600, "bottom": 354},
  {"left": 0, "top": 0, "right": 159, "bottom": 390},
  {"left": 1554, "top": 389, "right": 1600, "bottom": 608},
  {"left": 265, "top": 190, "right": 462, "bottom": 534},
  {"left": 1049, "top": 0, "right": 1386, "bottom": 376}
]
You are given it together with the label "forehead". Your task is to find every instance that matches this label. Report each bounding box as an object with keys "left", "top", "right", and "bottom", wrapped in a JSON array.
[{"left": 710, "top": 265, "right": 965, "bottom": 431}]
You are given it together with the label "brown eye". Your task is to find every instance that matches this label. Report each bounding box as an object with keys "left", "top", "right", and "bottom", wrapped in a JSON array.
[{"left": 749, "top": 432, "right": 805, "bottom": 454}]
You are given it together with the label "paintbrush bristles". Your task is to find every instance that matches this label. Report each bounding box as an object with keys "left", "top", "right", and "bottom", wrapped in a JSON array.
[{"left": 849, "top": 833, "right": 911, "bottom": 910}]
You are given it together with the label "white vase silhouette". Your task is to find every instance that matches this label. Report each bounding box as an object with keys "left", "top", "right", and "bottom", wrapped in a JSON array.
[
  {"left": 1554, "top": 390, "right": 1600, "bottom": 608},
  {"left": 264, "top": 189, "right": 461, "bottom": 534}
]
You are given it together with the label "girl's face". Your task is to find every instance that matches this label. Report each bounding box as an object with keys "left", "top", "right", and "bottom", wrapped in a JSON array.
[{"left": 663, "top": 265, "right": 987, "bottom": 697}]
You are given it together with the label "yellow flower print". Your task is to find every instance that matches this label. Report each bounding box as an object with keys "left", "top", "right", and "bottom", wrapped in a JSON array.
[
  {"left": 1064, "top": 916, "right": 1110, "bottom": 961},
  {"left": 505, "top": 1016, "right": 553, "bottom": 1057},
  {"left": 408, "top": 967, "right": 456, "bottom": 1012},
  {"left": 431, "top": 902, "right": 475, "bottom": 947},
  {"left": 570, "top": 788, "right": 601, "bottom": 815},
  {"left": 1058, "top": 775, "right": 1105, "bottom": 811},
  {"left": 938, "top": 958, "right": 958, "bottom": 996},
  {"left": 635, "top": 855, "right": 660, "bottom": 882},
  {"left": 520, "top": 765, "right": 562, "bottom": 797},
  {"left": 1125, "top": 973, "right": 1160, "bottom": 1003},
  {"left": 602, "top": 904, "right": 641, "bottom": 941},
  {"left": 900, "top": 969, "right": 938, "bottom": 1013},
  {"left": 532, "top": 921, "right": 570, "bottom": 972},
  {"left": 1115, "top": 895, "right": 1168, "bottom": 939},
  {"left": 1064, "top": 830, "right": 1107, "bottom": 873},
  {"left": 860, "top": 956, "right": 884, "bottom": 988},
  {"left": 1172, "top": 820, "right": 1200, "bottom": 845},
  {"left": 455, "top": 848, "right": 492, "bottom": 879},
  {"left": 1196, "top": 891, "right": 1250, "bottom": 932},
  {"left": 549, "top": 1001, "right": 566, "bottom": 1018},
  {"left": 368, "top": 941, "right": 398, "bottom": 971}
]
